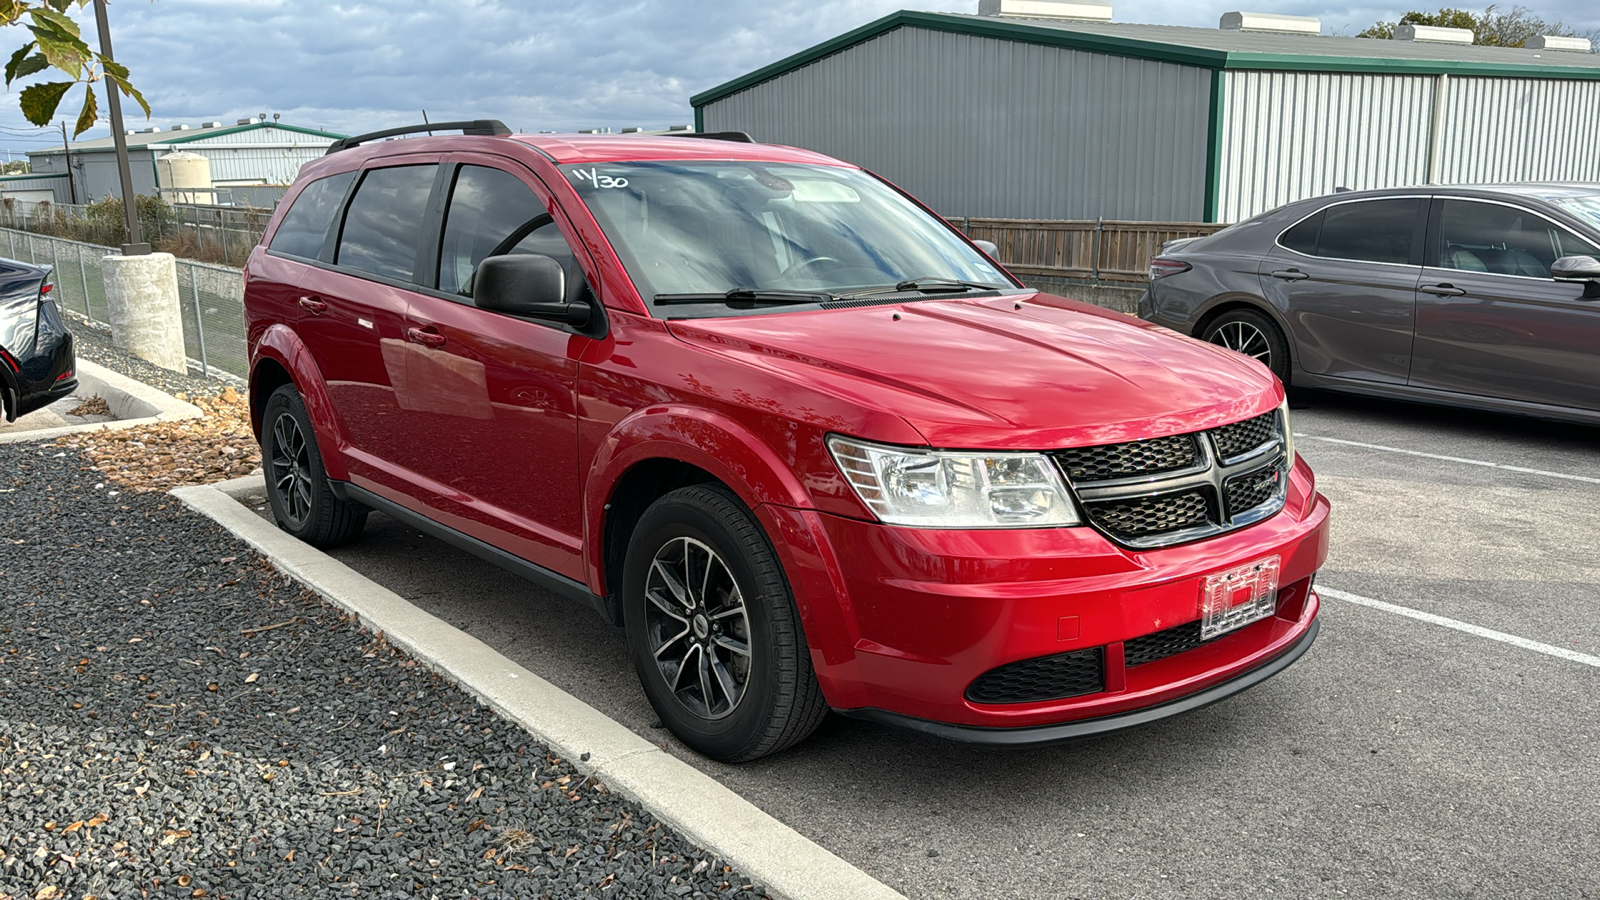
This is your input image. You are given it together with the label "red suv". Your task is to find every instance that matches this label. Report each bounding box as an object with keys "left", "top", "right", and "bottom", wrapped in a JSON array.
[{"left": 243, "top": 121, "right": 1329, "bottom": 762}]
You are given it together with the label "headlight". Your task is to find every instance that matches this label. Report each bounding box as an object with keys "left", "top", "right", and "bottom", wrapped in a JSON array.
[
  {"left": 1278, "top": 397, "right": 1295, "bottom": 465},
  {"left": 827, "top": 436, "right": 1082, "bottom": 528}
]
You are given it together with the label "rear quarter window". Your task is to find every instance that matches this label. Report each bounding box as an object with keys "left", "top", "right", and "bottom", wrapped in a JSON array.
[{"left": 269, "top": 170, "right": 356, "bottom": 260}]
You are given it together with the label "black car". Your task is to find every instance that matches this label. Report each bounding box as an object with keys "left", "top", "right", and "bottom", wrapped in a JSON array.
[
  {"left": 0, "top": 257, "right": 76, "bottom": 422},
  {"left": 1139, "top": 183, "right": 1600, "bottom": 425}
]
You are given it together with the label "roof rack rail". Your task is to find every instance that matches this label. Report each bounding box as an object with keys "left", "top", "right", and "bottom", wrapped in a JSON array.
[
  {"left": 326, "top": 119, "right": 512, "bottom": 154},
  {"left": 669, "top": 131, "right": 756, "bottom": 143}
]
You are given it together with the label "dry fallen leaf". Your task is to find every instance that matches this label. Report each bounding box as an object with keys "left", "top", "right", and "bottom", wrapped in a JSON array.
[{"left": 57, "top": 388, "right": 260, "bottom": 493}]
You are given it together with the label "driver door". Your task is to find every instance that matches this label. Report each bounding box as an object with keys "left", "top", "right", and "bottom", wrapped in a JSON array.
[{"left": 397, "top": 158, "right": 596, "bottom": 579}]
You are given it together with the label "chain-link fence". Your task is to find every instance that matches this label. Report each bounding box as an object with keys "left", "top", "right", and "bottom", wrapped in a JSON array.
[
  {"left": 0, "top": 199, "right": 271, "bottom": 268},
  {"left": 3, "top": 227, "right": 247, "bottom": 380}
]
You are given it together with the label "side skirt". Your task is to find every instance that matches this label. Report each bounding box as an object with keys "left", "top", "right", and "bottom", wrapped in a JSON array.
[{"left": 336, "top": 482, "right": 619, "bottom": 626}]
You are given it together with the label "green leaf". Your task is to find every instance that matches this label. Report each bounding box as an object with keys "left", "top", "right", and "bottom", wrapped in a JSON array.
[
  {"left": 18, "top": 80, "right": 74, "bottom": 126},
  {"left": 4, "top": 41, "right": 35, "bottom": 84},
  {"left": 31, "top": 26, "right": 89, "bottom": 79},
  {"left": 29, "top": 5, "right": 81, "bottom": 39},
  {"left": 73, "top": 82, "right": 96, "bottom": 137},
  {"left": 11, "top": 53, "right": 50, "bottom": 83},
  {"left": 103, "top": 69, "right": 150, "bottom": 118}
]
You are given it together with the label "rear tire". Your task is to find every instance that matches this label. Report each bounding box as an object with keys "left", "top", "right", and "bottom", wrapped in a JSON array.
[
  {"left": 261, "top": 384, "right": 367, "bottom": 547},
  {"left": 1201, "top": 308, "right": 1291, "bottom": 385},
  {"left": 623, "top": 485, "right": 828, "bottom": 762}
]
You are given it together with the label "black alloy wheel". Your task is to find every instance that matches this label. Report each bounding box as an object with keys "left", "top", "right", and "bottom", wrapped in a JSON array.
[
  {"left": 623, "top": 485, "right": 828, "bottom": 762},
  {"left": 1202, "top": 308, "right": 1291, "bottom": 385},
  {"left": 261, "top": 384, "right": 368, "bottom": 547}
]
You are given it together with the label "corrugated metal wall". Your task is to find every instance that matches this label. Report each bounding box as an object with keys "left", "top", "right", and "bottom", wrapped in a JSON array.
[
  {"left": 1436, "top": 76, "right": 1600, "bottom": 183},
  {"left": 701, "top": 26, "right": 1211, "bottom": 221},
  {"left": 1218, "top": 70, "right": 1600, "bottom": 223},
  {"left": 1217, "top": 71, "right": 1434, "bottom": 223},
  {"left": 186, "top": 148, "right": 323, "bottom": 186}
]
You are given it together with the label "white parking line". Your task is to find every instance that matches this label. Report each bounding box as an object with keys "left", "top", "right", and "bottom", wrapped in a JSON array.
[
  {"left": 1320, "top": 587, "right": 1600, "bottom": 669},
  {"left": 1294, "top": 434, "right": 1600, "bottom": 486}
]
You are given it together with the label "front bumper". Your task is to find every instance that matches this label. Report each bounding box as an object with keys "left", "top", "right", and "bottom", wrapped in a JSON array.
[{"left": 764, "top": 458, "right": 1330, "bottom": 735}]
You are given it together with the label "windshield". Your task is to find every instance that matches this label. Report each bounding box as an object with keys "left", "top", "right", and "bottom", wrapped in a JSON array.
[
  {"left": 561, "top": 161, "right": 1013, "bottom": 316},
  {"left": 1551, "top": 195, "right": 1600, "bottom": 238}
]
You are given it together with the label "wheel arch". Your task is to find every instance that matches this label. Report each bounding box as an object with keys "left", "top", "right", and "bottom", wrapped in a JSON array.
[
  {"left": 249, "top": 323, "right": 351, "bottom": 480},
  {"left": 1191, "top": 296, "right": 1296, "bottom": 382}
]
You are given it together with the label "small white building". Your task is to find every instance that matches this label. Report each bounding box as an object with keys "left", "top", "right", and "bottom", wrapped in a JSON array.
[{"left": 27, "top": 118, "right": 346, "bottom": 208}]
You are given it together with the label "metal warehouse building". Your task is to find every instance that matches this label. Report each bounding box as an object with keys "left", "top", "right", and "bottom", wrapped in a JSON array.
[
  {"left": 27, "top": 118, "right": 345, "bottom": 208},
  {"left": 692, "top": 4, "right": 1600, "bottom": 223}
]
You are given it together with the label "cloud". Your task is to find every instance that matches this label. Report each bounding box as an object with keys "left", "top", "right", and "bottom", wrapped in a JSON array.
[{"left": 1, "top": 0, "right": 1595, "bottom": 156}]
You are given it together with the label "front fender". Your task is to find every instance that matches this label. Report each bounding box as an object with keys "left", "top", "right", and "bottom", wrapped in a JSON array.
[{"left": 251, "top": 324, "right": 351, "bottom": 482}]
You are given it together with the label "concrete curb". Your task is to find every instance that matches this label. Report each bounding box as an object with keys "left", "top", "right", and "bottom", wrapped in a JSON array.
[
  {"left": 0, "top": 359, "right": 203, "bottom": 444},
  {"left": 177, "top": 476, "right": 908, "bottom": 900}
]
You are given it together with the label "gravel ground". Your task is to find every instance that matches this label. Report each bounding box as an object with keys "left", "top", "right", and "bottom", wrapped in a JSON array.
[{"left": 2, "top": 426, "right": 768, "bottom": 897}]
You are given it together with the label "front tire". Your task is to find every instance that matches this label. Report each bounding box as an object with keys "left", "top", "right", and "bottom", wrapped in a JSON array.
[
  {"left": 261, "top": 384, "right": 367, "bottom": 547},
  {"left": 623, "top": 485, "right": 827, "bottom": 762},
  {"left": 1201, "top": 308, "right": 1291, "bottom": 385}
]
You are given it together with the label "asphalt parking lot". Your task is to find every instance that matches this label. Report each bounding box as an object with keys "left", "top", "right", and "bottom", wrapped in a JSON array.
[{"left": 241, "top": 390, "right": 1600, "bottom": 899}]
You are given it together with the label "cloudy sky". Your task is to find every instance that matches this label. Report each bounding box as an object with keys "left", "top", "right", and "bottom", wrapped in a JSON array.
[{"left": 2, "top": 0, "right": 1596, "bottom": 160}]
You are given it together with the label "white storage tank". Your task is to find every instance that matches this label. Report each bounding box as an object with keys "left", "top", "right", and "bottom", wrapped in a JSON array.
[{"left": 156, "top": 151, "right": 214, "bottom": 204}]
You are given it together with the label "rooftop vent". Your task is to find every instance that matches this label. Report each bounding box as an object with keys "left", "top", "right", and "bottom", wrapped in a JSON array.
[
  {"left": 1394, "top": 24, "right": 1474, "bottom": 44},
  {"left": 202, "top": 121, "right": 223, "bottom": 128},
  {"left": 1219, "top": 11, "right": 1320, "bottom": 35},
  {"left": 137, "top": 126, "right": 163, "bottom": 133},
  {"left": 577, "top": 128, "right": 599, "bottom": 134},
  {"left": 978, "top": 0, "right": 1112, "bottom": 23},
  {"left": 668, "top": 124, "right": 690, "bottom": 132},
  {"left": 1526, "top": 34, "right": 1591, "bottom": 52},
  {"left": 171, "top": 124, "right": 189, "bottom": 131},
  {"left": 621, "top": 126, "right": 643, "bottom": 133},
  {"left": 236, "top": 117, "right": 259, "bottom": 125}
]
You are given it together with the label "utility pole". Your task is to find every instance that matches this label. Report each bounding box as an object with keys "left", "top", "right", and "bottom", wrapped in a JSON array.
[
  {"left": 92, "top": 0, "right": 148, "bottom": 255},
  {"left": 59, "top": 121, "right": 78, "bottom": 204}
]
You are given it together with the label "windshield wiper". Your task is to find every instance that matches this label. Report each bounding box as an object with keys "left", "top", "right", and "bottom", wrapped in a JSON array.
[
  {"left": 654, "top": 288, "right": 836, "bottom": 306},
  {"left": 837, "top": 277, "right": 1004, "bottom": 299}
]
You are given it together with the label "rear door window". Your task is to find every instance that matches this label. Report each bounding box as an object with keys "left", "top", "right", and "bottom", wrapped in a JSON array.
[
  {"left": 269, "top": 170, "right": 356, "bottom": 260},
  {"left": 1437, "top": 199, "right": 1600, "bottom": 278},
  {"left": 335, "top": 165, "right": 439, "bottom": 281},
  {"left": 1314, "top": 199, "right": 1422, "bottom": 265}
]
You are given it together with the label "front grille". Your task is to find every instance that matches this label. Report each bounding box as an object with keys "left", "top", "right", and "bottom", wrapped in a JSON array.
[
  {"left": 1211, "top": 411, "right": 1278, "bottom": 460},
  {"left": 1124, "top": 621, "right": 1210, "bottom": 667},
  {"left": 1057, "top": 410, "right": 1289, "bottom": 549},
  {"left": 965, "top": 647, "right": 1104, "bottom": 704},
  {"left": 1084, "top": 490, "right": 1210, "bottom": 540},
  {"left": 1055, "top": 434, "right": 1197, "bottom": 483},
  {"left": 1225, "top": 467, "right": 1280, "bottom": 516}
]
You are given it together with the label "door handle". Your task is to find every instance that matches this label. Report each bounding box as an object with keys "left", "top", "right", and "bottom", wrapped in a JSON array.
[
  {"left": 298, "top": 296, "right": 328, "bottom": 314},
  {"left": 407, "top": 326, "right": 447, "bottom": 349},
  {"left": 1269, "top": 269, "right": 1309, "bottom": 282},
  {"left": 1419, "top": 284, "right": 1467, "bottom": 296}
]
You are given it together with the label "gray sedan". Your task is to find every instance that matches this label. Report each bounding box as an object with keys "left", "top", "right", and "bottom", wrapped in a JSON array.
[{"left": 1139, "top": 184, "right": 1600, "bottom": 425}]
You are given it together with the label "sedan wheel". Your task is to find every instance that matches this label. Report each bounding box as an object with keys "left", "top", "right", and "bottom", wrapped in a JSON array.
[{"left": 1201, "top": 309, "right": 1291, "bottom": 385}]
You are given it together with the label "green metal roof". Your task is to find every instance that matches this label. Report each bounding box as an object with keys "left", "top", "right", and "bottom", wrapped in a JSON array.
[
  {"left": 691, "top": 10, "right": 1600, "bottom": 107},
  {"left": 0, "top": 172, "right": 67, "bottom": 181},
  {"left": 27, "top": 121, "right": 347, "bottom": 156}
]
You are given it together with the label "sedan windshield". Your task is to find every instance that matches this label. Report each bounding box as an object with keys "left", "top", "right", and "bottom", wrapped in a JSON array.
[{"left": 560, "top": 161, "right": 1013, "bottom": 316}]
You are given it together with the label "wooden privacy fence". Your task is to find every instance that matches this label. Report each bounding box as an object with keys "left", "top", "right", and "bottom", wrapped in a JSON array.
[{"left": 950, "top": 218, "right": 1229, "bottom": 284}]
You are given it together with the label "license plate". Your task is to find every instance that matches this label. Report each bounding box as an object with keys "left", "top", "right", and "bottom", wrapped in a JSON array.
[{"left": 1200, "top": 556, "right": 1281, "bottom": 640}]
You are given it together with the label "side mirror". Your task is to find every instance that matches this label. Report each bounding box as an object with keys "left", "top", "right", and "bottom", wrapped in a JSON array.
[
  {"left": 973, "top": 239, "right": 999, "bottom": 257},
  {"left": 474, "top": 254, "right": 590, "bottom": 326},
  {"left": 1551, "top": 255, "right": 1600, "bottom": 280},
  {"left": 1551, "top": 255, "right": 1600, "bottom": 299}
]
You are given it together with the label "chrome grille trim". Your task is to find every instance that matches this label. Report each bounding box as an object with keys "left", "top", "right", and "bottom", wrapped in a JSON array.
[{"left": 1053, "top": 410, "right": 1289, "bottom": 549}]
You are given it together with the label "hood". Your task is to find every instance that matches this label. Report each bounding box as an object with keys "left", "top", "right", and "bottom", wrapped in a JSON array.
[{"left": 666, "top": 292, "right": 1280, "bottom": 450}]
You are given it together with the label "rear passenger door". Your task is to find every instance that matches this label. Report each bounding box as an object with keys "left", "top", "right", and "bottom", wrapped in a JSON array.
[
  {"left": 396, "top": 158, "right": 595, "bottom": 579},
  {"left": 1258, "top": 197, "right": 1426, "bottom": 385},
  {"left": 1410, "top": 197, "right": 1600, "bottom": 411},
  {"left": 294, "top": 157, "right": 442, "bottom": 492}
]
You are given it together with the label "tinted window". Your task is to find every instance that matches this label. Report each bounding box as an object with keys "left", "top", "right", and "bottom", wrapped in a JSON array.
[
  {"left": 269, "top": 170, "right": 356, "bottom": 259},
  {"left": 1280, "top": 211, "right": 1321, "bottom": 255},
  {"left": 1315, "top": 199, "right": 1422, "bottom": 265},
  {"left": 437, "top": 166, "right": 577, "bottom": 296},
  {"left": 1438, "top": 199, "right": 1600, "bottom": 278},
  {"left": 336, "top": 165, "right": 438, "bottom": 281}
]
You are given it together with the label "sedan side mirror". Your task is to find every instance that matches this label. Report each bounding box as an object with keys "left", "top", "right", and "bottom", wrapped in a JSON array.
[
  {"left": 474, "top": 254, "right": 591, "bottom": 326},
  {"left": 973, "top": 239, "right": 999, "bottom": 257},
  {"left": 1551, "top": 255, "right": 1600, "bottom": 299}
]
